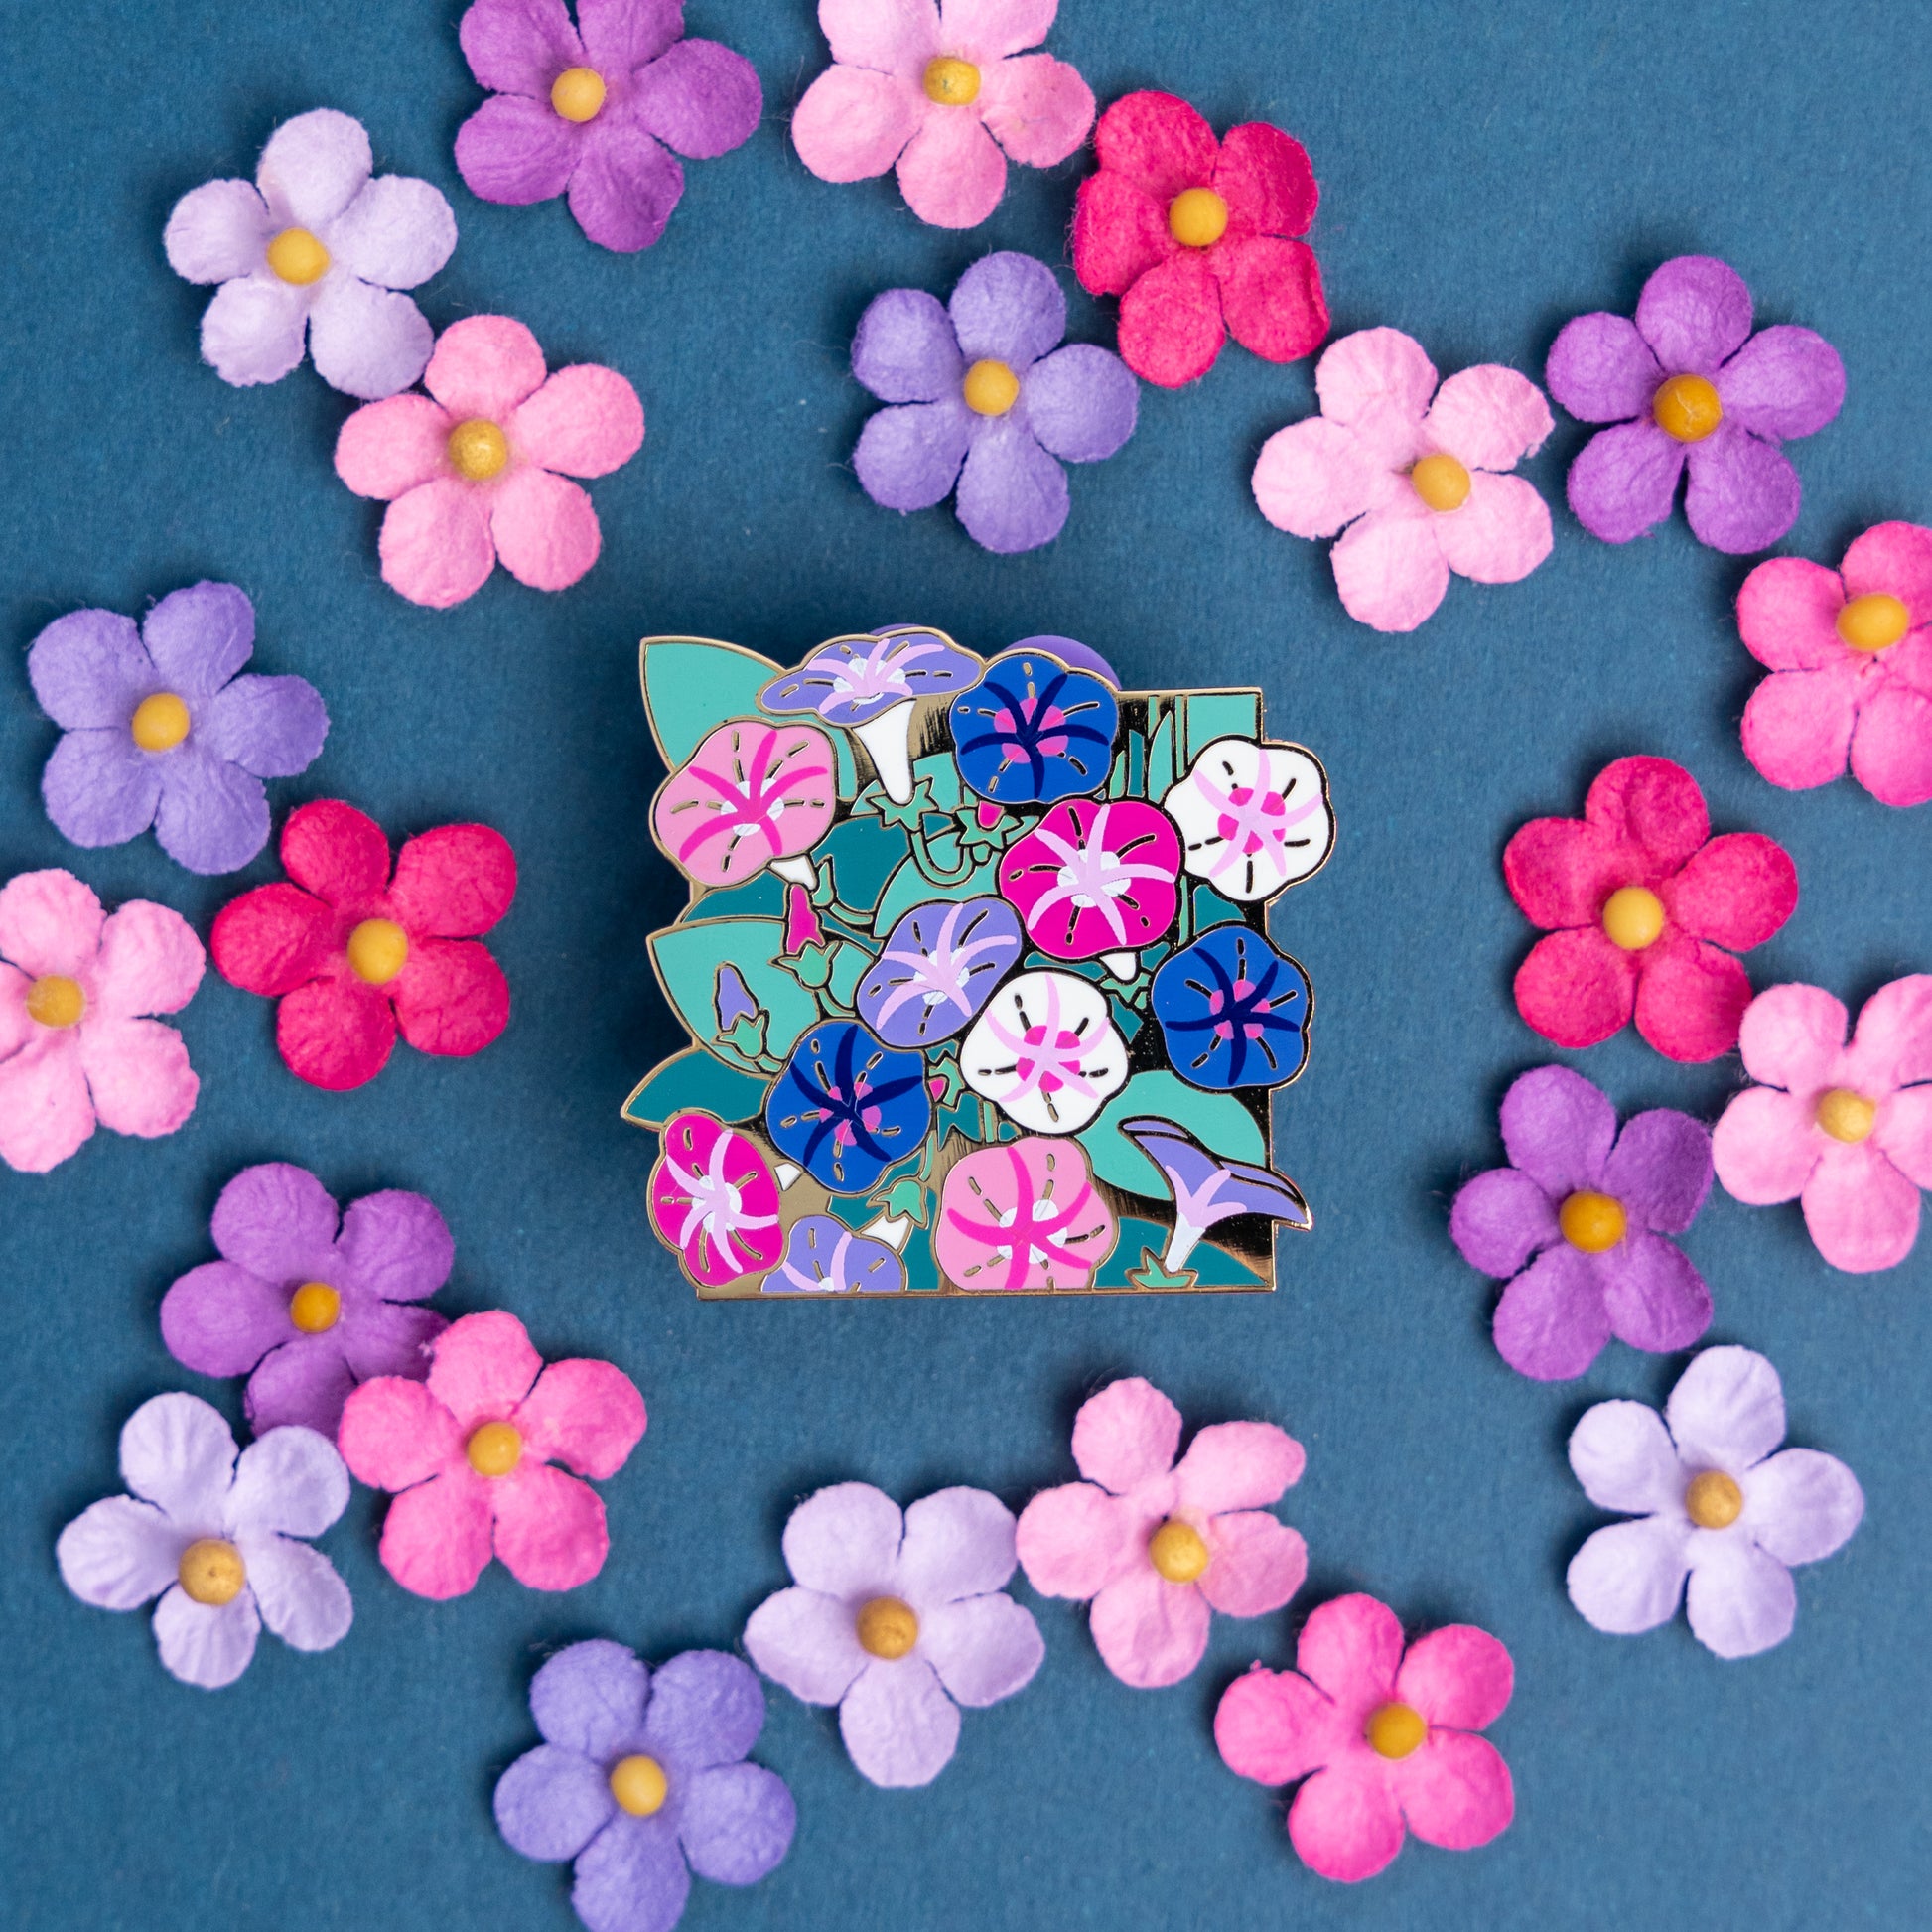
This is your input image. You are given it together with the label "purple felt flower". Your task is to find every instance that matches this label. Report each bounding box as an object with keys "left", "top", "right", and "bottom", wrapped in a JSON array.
[
  {"left": 28, "top": 583, "right": 328, "bottom": 876},
  {"left": 853, "top": 251, "right": 1139, "bottom": 555},
  {"left": 160, "top": 1162, "right": 452, "bottom": 1437},
  {"left": 494, "top": 1641, "right": 795, "bottom": 1932},
  {"left": 1449, "top": 1065, "right": 1715, "bottom": 1381},
  {"left": 455, "top": 0, "right": 761, "bottom": 254},
  {"left": 1547, "top": 256, "right": 1845, "bottom": 554}
]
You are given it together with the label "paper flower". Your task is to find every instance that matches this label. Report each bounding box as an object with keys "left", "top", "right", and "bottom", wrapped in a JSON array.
[
  {"left": 1162, "top": 737, "right": 1333, "bottom": 900},
  {"left": 163, "top": 108, "right": 456, "bottom": 399},
  {"left": 949, "top": 646, "right": 1118, "bottom": 804},
  {"left": 744, "top": 1483, "right": 1044, "bottom": 1787},
  {"left": 855, "top": 897, "right": 1023, "bottom": 1047},
  {"left": 160, "top": 1163, "right": 453, "bottom": 1436},
  {"left": 1450, "top": 1065, "right": 1714, "bottom": 1380},
  {"left": 1504, "top": 755, "right": 1797, "bottom": 1062},
  {"left": 1712, "top": 977, "right": 1932, "bottom": 1272},
  {"left": 650, "top": 720, "right": 837, "bottom": 891},
  {"left": 1252, "top": 329, "right": 1554, "bottom": 632},
  {"left": 790, "top": 0, "right": 1093, "bottom": 229},
  {"left": 338, "top": 1310, "right": 644, "bottom": 1599},
  {"left": 762, "top": 1216, "right": 906, "bottom": 1295},
  {"left": 1072, "top": 91, "right": 1326, "bottom": 389},
  {"left": 933, "top": 1136, "right": 1116, "bottom": 1289},
  {"left": 1736, "top": 522, "right": 1932, "bottom": 806},
  {"left": 211, "top": 799, "right": 516, "bottom": 1092},
  {"left": 765, "top": 1022, "right": 931, "bottom": 1194},
  {"left": 494, "top": 1642, "right": 795, "bottom": 1932},
  {"left": 455, "top": 0, "right": 760, "bottom": 253},
  {"left": 0, "top": 869, "right": 202, "bottom": 1174},
  {"left": 647, "top": 1110, "right": 783, "bottom": 1288},
  {"left": 1016, "top": 1376, "right": 1307, "bottom": 1687},
  {"left": 1118, "top": 1118, "right": 1311, "bottom": 1272},
  {"left": 998, "top": 798, "right": 1179, "bottom": 973},
  {"left": 335, "top": 315, "right": 643, "bottom": 608},
  {"left": 56, "top": 1394, "right": 351, "bottom": 1690},
  {"left": 1547, "top": 255, "right": 1845, "bottom": 554},
  {"left": 1567, "top": 1347, "right": 1863, "bottom": 1659},
  {"left": 959, "top": 969, "right": 1128, "bottom": 1133},
  {"left": 1152, "top": 923, "right": 1311, "bottom": 1091},
  {"left": 1215, "top": 1593, "right": 1514, "bottom": 1882}
]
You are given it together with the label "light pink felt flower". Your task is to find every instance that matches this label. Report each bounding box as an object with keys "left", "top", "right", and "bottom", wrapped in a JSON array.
[
  {"left": 791, "top": 0, "right": 1095, "bottom": 230},
  {"left": 650, "top": 720, "right": 839, "bottom": 891},
  {"left": 1253, "top": 328, "right": 1554, "bottom": 633},
  {"left": 0, "top": 869, "right": 203, "bottom": 1173},
  {"left": 1712, "top": 977, "right": 1932, "bottom": 1273},
  {"left": 1015, "top": 1376, "right": 1307, "bottom": 1687},
  {"left": 337, "top": 1309, "right": 645, "bottom": 1599},
  {"left": 1736, "top": 521, "right": 1932, "bottom": 806},
  {"left": 647, "top": 1109, "right": 784, "bottom": 1288},
  {"left": 933, "top": 1136, "right": 1116, "bottom": 1288},
  {"left": 334, "top": 315, "right": 643, "bottom": 609},
  {"left": 1215, "top": 1593, "right": 1514, "bottom": 1883}
]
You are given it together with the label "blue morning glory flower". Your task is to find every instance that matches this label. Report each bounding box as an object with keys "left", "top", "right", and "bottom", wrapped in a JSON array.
[
  {"left": 765, "top": 1021, "right": 931, "bottom": 1193},
  {"left": 948, "top": 647, "right": 1118, "bottom": 805},
  {"left": 1152, "top": 923, "right": 1311, "bottom": 1091}
]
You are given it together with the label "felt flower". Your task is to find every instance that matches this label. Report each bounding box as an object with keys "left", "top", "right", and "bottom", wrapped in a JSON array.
[
  {"left": 762, "top": 1216, "right": 906, "bottom": 1294},
  {"left": 1016, "top": 1376, "right": 1307, "bottom": 1688},
  {"left": 335, "top": 315, "right": 643, "bottom": 608},
  {"left": 28, "top": 582, "right": 328, "bottom": 876},
  {"left": 211, "top": 799, "right": 516, "bottom": 1092},
  {"left": 744, "top": 1483, "right": 1044, "bottom": 1787},
  {"left": 855, "top": 897, "right": 1023, "bottom": 1047},
  {"left": 1504, "top": 756, "right": 1797, "bottom": 1062},
  {"left": 1450, "top": 1065, "right": 1714, "bottom": 1381},
  {"left": 852, "top": 253, "right": 1137, "bottom": 555},
  {"left": 1152, "top": 924, "right": 1311, "bottom": 1091},
  {"left": 1736, "top": 522, "right": 1932, "bottom": 806},
  {"left": 1712, "top": 977, "right": 1932, "bottom": 1273},
  {"left": 1118, "top": 1118, "right": 1311, "bottom": 1273},
  {"left": 765, "top": 1021, "right": 931, "bottom": 1193},
  {"left": 1567, "top": 1347, "right": 1863, "bottom": 1659},
  {"left": 790, "top": 0, "right": 1094, "bottom": 230},
  {"left": 959, "top": 968, "right": 1128, "bottom": 1133},
  {"left": 56, "top": 1393, "right": 351, "bottom": 1690},
  {"left": 160, "top": 1163, "right": 453, "bottom": 1437},
  {"left": 0, "top": 869, "right": 202, "bottom": 1174},
  {"left": 948, "top": 645, "right": 1118, "bottom": 804},
  {"left": 338, "top": 1310, "right": 645, "bottom": 1599},
  {"left": 1162, "top": 737, "right": 1333, "bottom": 901},
  {"left": 1071, "top": 91, "right": 1326, "bottom": 389},
  {"left": 494, "top": 1642, "right": 795, "bottom": 1932},
  {"left": 933, "top": 1136, "right": 1115, "bottom": 1289},
  {"left": 1214, "top": 1593, "right": 1514, "bottom": 1882},
  {"left": 1547, "top": 255, "right": 1845, "bottom": 554},
  {"left": 163, "top": 108, "right": 457, "bottom": 399},
  {"left": 650, "top": 720, "right": 837, "bottom": 891},
  {"left": 455, "top": 0, "right": 761, "bottom": 254},
  {"left": 998, "top": 797, "right": 1179, "bottom": 973},
  {"left": 1251, "top": 329, "right": 1554, "bottom": 632},
  {"left": 647, "top": 1110, "right": 784, "bottom": 1288}
]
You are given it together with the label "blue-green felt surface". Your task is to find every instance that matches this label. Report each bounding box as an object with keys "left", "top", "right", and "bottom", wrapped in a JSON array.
[{"left": 2, "top": 1, "right": 1929, "bottom": 1926}]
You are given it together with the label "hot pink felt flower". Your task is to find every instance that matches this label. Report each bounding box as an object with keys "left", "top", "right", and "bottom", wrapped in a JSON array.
[
  {"left": 1504, "top": 756, "right": 1797, "bottom": 1062},
  {"left": 649, "top": 720, "right": 838, "bottom": 891},
  {"left": 1215, "top": 1593, "right": 1514, "bottom": 1883},
  {"left": 933, "top": 1136, "right": 1116, "bottom": 1288},
  {"left": 1712, "top": 978, "right": 1932, "bottom": 1273},
  {"left": 1015, "top": 1376, "right": 1307, "bottom": 1686},
  {"left": 1736, "top": 521, "right": 1932, "bottom": 806},
  {"left": 338, "top": 1310, "right": 645, "bottom": 1599},
  {"left": 997, "top": 796, "right": 1179, "bottom": 969},
  {"left": 790, "top": 0, "right": 1094, "bottom": 231},
  {"left": 647, "top": 1110, "right": 784, "bottom": 1287},
  {"left": 1253, "top": 329, "right": 1554, "bottom": 632},
  {"left": 335, "top": 315, "right": 643, "bottom": 609},
  {"left": 0, "top": 869, "right": 202, "bottom": 1173}
]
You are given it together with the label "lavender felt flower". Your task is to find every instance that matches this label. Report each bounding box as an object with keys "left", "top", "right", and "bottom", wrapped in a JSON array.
[
  {"left": 853, "top": 252, "right": 1139, "bottom": 555},
  {"left": 28, "top": 583, "right": 328, "bottom": 876},
  {"left": 160, "top": 1162, "right": 452, "bottom": 1437},
  {"left": 1547, "top": 256, "right": 1845, "bottom": 554},
  {"left": 494, "top": 1642, "right": 795, "bottom": 1932},
  {"left": 1450, "top": 1065, "right": 1715, "bottom": 1381},
  {"left": 455, "top": 0, "right": 761, "bottom": 254}
]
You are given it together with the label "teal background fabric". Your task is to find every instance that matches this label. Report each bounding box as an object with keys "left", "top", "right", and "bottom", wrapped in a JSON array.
[{"left": 3, "top": 2, "right": 1929, "bottom": 1925}]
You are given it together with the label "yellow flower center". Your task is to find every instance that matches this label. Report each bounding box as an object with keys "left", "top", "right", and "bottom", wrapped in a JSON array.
[
  {"left": 178, "top": 1538, "right": 246, "bottom": 1606},
  {"left": 1168, "top": 187, "right": 1229, "bottom": 249},
  {"left": 466, "top": 1421, "right": 523, "bottom": 1478},
  {"left": 131, "top": 692, "right": 191, "bottom": 752},
  {"left": 1410, "top": 453, "right": 1471, "bottom": 512},
  {"left": 447, "top": 418, "right": 510, "bottom": 482},
  {"left": 856, "top": 1596, "right": 919, "bottom": 1660},
  {"left": 551, "top": 66, "right": 607, "bottom": 122},
  {"left": 1836, "top": 592, "right": 1911, "bottom": 653},
  {"left": 265, "top": 226, "right": 332, "bottom": 286},
  {"left": 1147, "top": 1519, "right": 1210, "bottom": 1584},
  {"left": 346, "top": 918, "right": 409, "bottom": 986},
  {"left": 1816, "top": 1088, "right": 1876, "bottom": 1144},
  {"left": 609, "top": 1754, "right": 668, "bottom": 1816},
  {"left": 1365, "top": 1702, "right": 1428, "bottom": 1760},
  {"left": 922, "top": 56, "right": 981, "bottom": 105},
  {"left": 1560, "top": 1190, "right": 1627, "bottom": 1253},
  {"left": 1651, "top": 372, "right": 1723, "bottom": 443},
  {"left": 26, "top": 975, "right": 85, "bottom": 1030},
  {"left": 962, "top": 358, "right": 1021, "bottom": 417},
  {"left": 289, "top": 1282, "right": 342, "bottom": 1333},
  {"left": 1600, "top": 885, "right": 1665, "bottom": 951},
  {"left": 1684, "top": 1469, "right": 1743, "bottom": 1530}
]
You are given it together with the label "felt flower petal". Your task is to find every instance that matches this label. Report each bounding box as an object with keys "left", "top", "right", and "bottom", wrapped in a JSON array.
[
  {"left": 1847, "top": 973, "right": 1932, "bottom": 1090},
  {"left": 1631, "top": 938, "right": 1753, "bottom": 1062},
  {"left": 1665, "top": 1344, "right": 1785, "bottom": 1471},
  {"left": 1566, "top": 1516, "right": 1689, "bottom": 1634},
  {"left": 626, "top": 39, "right": 762, "bottom": 159},
  {"left": 489, "top": 467, "right": 603, "bottom": 590},
  {"left": 940, "top": 0, "right": 1054, "bottom": 61},
  {"left": 1313, "top": 325, "right": 1436, "bottom": 433},
  {"left": 242, "top": 1339, "right": 359, "bottom": 1437},
  {"left": 1214, "top": 235, "right": 1328, "bottom": 365},
  {"left": 854, "top": 399, "right": 973, "bottom": 511},
  {"left": 953, "top": 418, "right": 1067, "bottom": 553},
  {"left": 241, "top": 1534, "right": 351, "bottom": 1650},
  {"left": 495, "top": 1743, "right": 619, "bottom": 1862},
  {"left": 455, "top": 94, "right": 582, "bottom": 205},
  {"left": 1663, "top": 833, "right": 1797, "bottom": 951},
  {"left": 791, "top": 66, "right": 920, "bottom": 184},
  {"left": 338, "top": 1375, "right": 464, "bottom": 1489},
  {"left": 256, "top": 108, "right": 371, "bottom": 228},
  {"left": 90, "top": 899, "right": 204, "bottom": 1020},
  {"left": 0, "top": 867, "right": 103, "bottom": 974},
  {"left": 1852, "top": 684, "right": 1932, "bottom": 807},
  {"left": 678, "top": 1762, "right": 796, "bottom": 1885},
  {"left": 1634, "top": 255, "right": 1753, "bottom": 373},
  {"left": 1566, "top": 419, "right": 1685, "bottom": 543},
  {"left": 379, "top": 480, "right": 499, "bottom": 609},
  {"left": 784, "top": 1483, "right": 905, "bottom": 1596},
  {"left": 275, "top": 977, "right": 398, "bottom": 1091},
  {"left": 1425, "top": 364, "right": 1553, "bottom": 471},
  {"left": 199, "top": 674, "right": 330, "bottom": 780},
  {"left": 389, "top": 823, "right": 518, "bottom": 936},
  {"left": 917, "top": 1592, "right": 1043, "bottom": 1706},
  {"left": 839, "top": 1656, "right": 961, "bottom": 1787},
  {"left": 1598, "top": 1231, "right": 1712, "bottom": 1353},
  {"left": 494, "top": 1462, "right": 610, "bottom": 1590},
  {"left": 1329, "top": 505, "right": 1449, "bottom": 632},
  {"left": 327, "top": 174, "right": 456, "bottom": 291},
  {"left": 1602, "top": 1108, "right": 1714, "bottom": 1233},
  {"left": 1088, "top": 1564, "right": 1210, "bottom": 1688},
  {"left": 26, "top": 608, "right": 150, "bottom": 729},
  {"left": 161, "top": 1261, "right": 290, "bottom": 1376},
  {"left": 577, "top": 0, "right": 682, "bottom": 71},
  {"left": 1398, "top": 1731, "right": 1514, "bottom": 1851},
  {"left": 336, "top": 1188, "right": 455, "bottom": 1302},
  {"left": 142, "top": 579, "right": 255, "bottom": 693},
  {"left": 426, "top": 314, "right": 549, "bottom": 419},
  {"left": 339, "top": 1301, "right": 448, "bottom": 1382},
  {"left": 428, "top": 1309, "right": 542, "bottom": 1425},
  {"left": 896, "top": 103, "right": 1008, "bottom": 229},
  {"left": 153, "top": 1585, "right": 260, "bottom": 1690},
  {"left": 1073, "top": 1377, "right": 1182, "bottom": 1492},
  {"left": 1117, "top": 251, "right": 1224, "bottom": 389},
  {"left": 1197, "top": 1510, "right": 1307, "bottom": 1617},
  {"left": 1498, "top": 1062, "right": 1615, "bottom": 1197},
  {"left": 208, "top": 1159, "right": 338, "bottom": 1277},
  {"left": 1842, "top": 518, "right": 1932, "bottom": 611},
  {"left": 1214, "top": 1663, "right": 1345, "bottom": 1786},
  {"left": 1069, "top": 171, "right": 1171, "bottom": 297},
  {"left": 1683, "top": 424, "right": 1802, "bottom": 555},
  {"left": 1014, "top": 1481, "right": 1131, "bottom": 1598},
  {"left": 1715, "top": 325, "right": 1846, "bottom": 441},
  {"left": 852, "top": 289, "right": 964, "bottom": 404},
  {"left": 1017, "top": 345, "right": 1136, "bottom": 463},
  {"left": 744, "top": 1586, "right": 872, "bottom": 1704},
  {"left": 1745, "top": 1448, "right": 1863, "bottom": 1566},
  {"left": 1735, "top": 980, "right": 1849, "bottom": 1092},
  {"left": 1173, "top": 1421, "right": 1304, "bottom": 1515},
  {"left": 460, "top": 0, "right": 583, "bottom": 94},
  {"left": 281, "top": 795, "right": 392, "bottom": 905},
  {"left": 513, "top": 1360, "right": 644, "bottom": 1479},
  {"left": 949, "top": 250, "right": 1064, "bottom": 369},
  {"left": 164, "top": 178, "right": 271, "bottom": 283},
  {"left": 1514, "top": 927, "right": 1635, "bottom": 1051},
  {"left": 56, "top": 1496, "right": 182, "bottom": 1609},
  {"left": 1569, "top": 1398, "right": 1685, "bottom": 1513},
  {"left": 1685, "top": 1537, "right": 1796, "bottom": 1659},
  {"left": 41, "top": 732, "right": 163, "bottom": 850},
  {"left": 151, "top": 751, "right": 270, "bottom": 876},
  {"left": 1711, "top": 1086, "right": 1820, "bottom": 1204},
  {"left": 0, "top": 1037, "right": 92, "bottom": 1173},
  {"left": 1252, "top": 417, "right": 1377, "bottom": 540},
  {"left": 390, "top": 938, "right": 511, "bottom": 1058},
  {"left": 308, "top": 278, "right": 435, "bottom": 404},
  {"left": 379, "top": 1473, "right": 495, "bottom": 1599},
  {"left": 1742, "top": 669, "right": 1859, "bottom": 789},
  {"left": 894, "top": 1486, "right": 1018, "bottom": 1607},
  {"left": 1544, "top": 312, "right": 1661, "bottom": 423},
  {"left": 1290, "top": 1761, "right": 1406, "bottom": 1884},
  {"left": 1493, "top": 1244, "right": 1613, "bottom": 1380},
  {"left": 1735, "top": 558, "right": 1853, "bottom": 670},
  {"left": 634, "top": 1649, "right": 763, "bottom": 1773},
  {"left": 1213, "top": 120, "right": 1318, "bottom": 236},
  {"left": 336, "top": 393, "right": 455, "bottom": 501},
  {"left": 510, "top": 366, "right": 644, "bottom": 478},
  {"left": 1093, "top": 89, "right": 1219, "bottom": 202},
  {"left": 1295, "top": 1591, "right": 1404, "bottom": 1706},
  {"left": 572, "top": 1812, "right": 691, "bottom": 1932},
  {"left": 976, "top": 52, "right": 1093, "bottom": 166},
  {"left": 1449, "top": 1167, "right": 1560, "bottom": 1278},
  {"left": 1434, "top": 472, "right": 1552, "bottom": 586},
  {"left": 198, "top": 275, "right": 311, "bottom": 389},
  {"left": 119, "top": 1390, "right": 237, "bottom": 1520},
  {"left": 228, "top": 1425, "right": 349, "bottom": 1539},
  {"left": 1878, "top": 1085, "right": 1932, "bottom": 1190},
  {"left": 1800, "top": 1141, "right": 1921, "bottom": 1272},
  {"left": 532, "top": 1638, "right": 650, "bottom": 1757},
  {"left": 1394, "top": 1625, "right": 1513, "bottom": 1732}
]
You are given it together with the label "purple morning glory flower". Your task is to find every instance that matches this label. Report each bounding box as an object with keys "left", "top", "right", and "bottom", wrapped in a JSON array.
[
  {"left": 1118, "top": 1117, "right": 1311, "bottom": 1272},
  {"left": 1449, "top": 1065, "right": 1716, "bottom": 1382},
  {"left": 856, "top": 897, "right": 1024, "bottom": 1048},
  {"left": 853, "top": 251, "right": 1139, "bottom": 555},
  {"left": 765, "top": 1021, "right": 931, "bottom": 1194},
  {"left": 159, "top": 1162, "right": 452, "bottom": 1437},
  {"left": 494, "top": 1641, "right": 795, "bottom": 1932},
  {"left": 28, "top": 582, "right": 328, "bottom": 876},
  {"left": 1547, "top": 256, "right": 1845, "bottom": 554},
  {"left": 762, "top": 1215, "right": 906, "bottom": 1295}
]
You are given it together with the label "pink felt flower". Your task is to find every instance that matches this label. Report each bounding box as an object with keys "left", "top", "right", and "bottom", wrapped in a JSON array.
[
  {"left": 338, "top": 1310, "right": 645, "bottom": 1599},
  {"left": 1504, "top": 756, "right": 1797, "bottom": 1062},
  {"left": 1015, "top": 1376, "right": 1307, "bottom": 1686},
  {"left": 335, "top": 315, "right": 643, "bottom": 608},
  {"left": 933, "top": 1136, "right": 1116, "bottom": 1288},
  {"left": 647, "top": 1110, "right": 784, "bottom": 1288},
  {"left": 1712, "top": 978, "right": 1932, "bottom": 1273},
  {"left": 790, "top": 0, "right": 1095, "bottom": 231},
  {"left": 997, "top": 797, "right": 1179, "bottom": 967},
  {"left": 649, "top": 720, "right": 838, "bottom": 891},
  {"left": 1736, "top": 521, "right": 1932, "bottom": 806},
  {"left": 1252, "top": 328, "right": 1554, "bottom": 632},
  {"left": 1215, "top": 1593, "right": 1514, "bottom": 1883},
  {"left": 0, "top": 869, "right": 202, "bottom": 1173}
]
